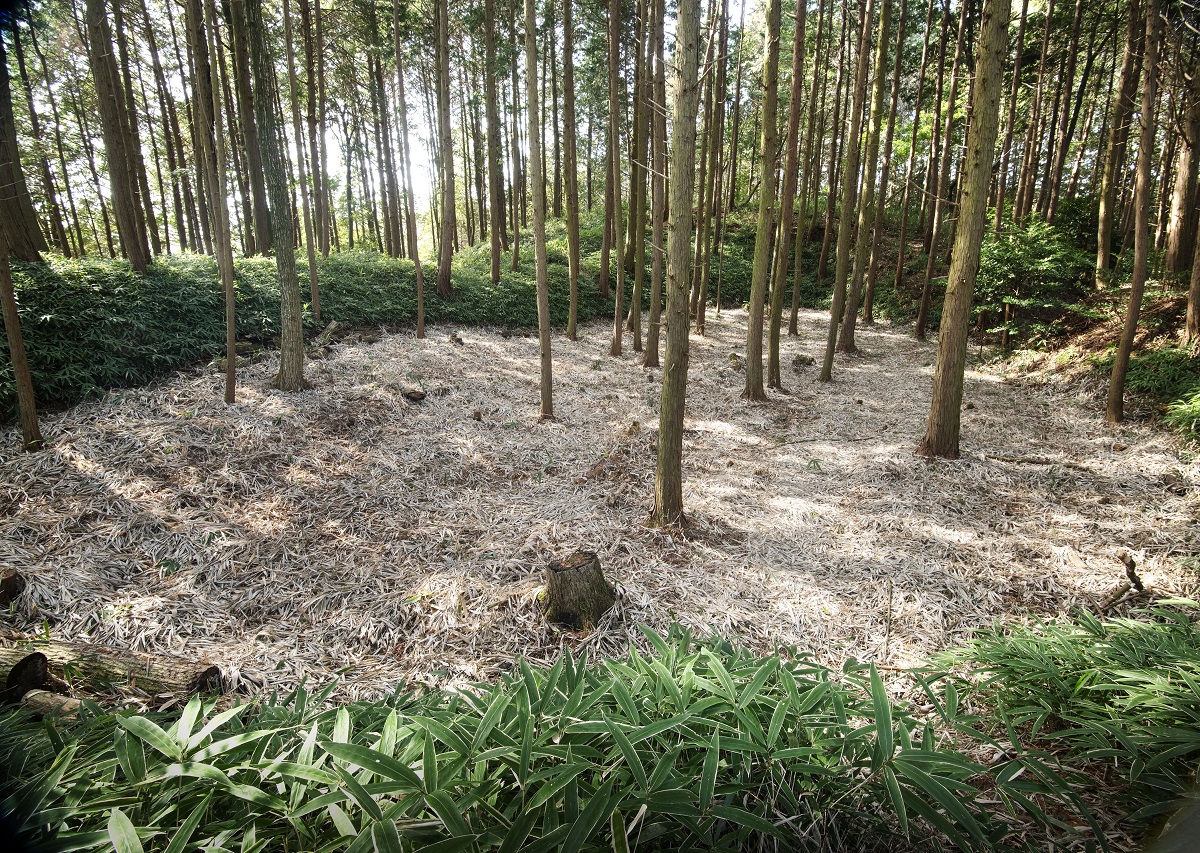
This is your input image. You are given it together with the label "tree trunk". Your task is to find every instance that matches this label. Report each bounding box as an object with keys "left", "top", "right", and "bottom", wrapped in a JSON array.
[
  {"left": 697, "top": 0, "right": 729, "bottom": 337},
  {"left": 608, "top": 0, "right": 626, "bottom": 356},
  {"left": 542, "top": 552, "right": 615, "bottom": 630},
  {"left": 84, "top": 0, "right": 150, "bottom": 272},
  {"left": 242, "top": 0, "right": 305, "bottom": 391},
  {"left": 563, "top": 0, "right": 582, "bottom": 340},
  {"left": 643, "top": 0, "right": 666, "bottom": 368},
  {"left": 1106, "top": 0, "right": 1159, "bottom": 424},
  {"left": 225, "top": 0, "right": 272, "bottom": 254},
  {"left": 915, "top": 0, "right": 969, "bottom": 341},
  {"left": 1165, "top": 70, "right": 1200, "bottom": 274},
  {"left": 0, "top": 236, "right": 43, "bottom": 450},
  {"left": 1096, "top": 0, "right": 1143, "bottom": 286},
  {"left": 486, "top": 0, "right": 504, "bottom": 285},
  {"left": 820, "top": 0, "right": 875, "bottom": 382},
  {"left": 525, "top": 0, "right": 554, "bottom": 420},
  {"left": 838, "top": 0, "right": 892, "bottom": 354},
  {"left": 435, "top": 0, "right": 456, "bottom": 298},
  {"left": 919, "top": 0, "right": 1011, "bottom": 459},
  {"left": 743, "top": 0, "right": 782, "bottom": 401},
  {"left": 766, "top": 0, "right": 808, "bottom": 389},
  {"left": 652, "top": 0, "right": 700, "bottom": 528},
  {"left": 993, "top": 0, "right": 1029, "bottom": 231},
  {"left": 394, "top": 2, "right": 424, "bottom": 338},
  {"left": 283, "top": 0, "right": 321, "bottom": 322}
]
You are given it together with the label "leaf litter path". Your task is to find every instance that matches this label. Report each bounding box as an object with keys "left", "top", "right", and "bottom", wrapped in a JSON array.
[{"left": 1, "top": 309, "right": 1195, "bottom": 700}]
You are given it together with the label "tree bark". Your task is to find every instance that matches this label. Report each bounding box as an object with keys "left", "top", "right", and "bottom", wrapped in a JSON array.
[
  {"left": 920, "top": 0, "right": 1011, "bottom": 459},
  {"left": 652, "top": 0, "right": 701, "bottom": 528},
  {"left": 225, "top": 0, "right": 272, "bottom": 254},
  {"left": 0, "top": 236, "right": 43, "bottom": 450},
  {"left": 0, "top": 640, "right": 224, "bottom": 697},
  {"left": 1106, "top": 0, "right": 1159, "bottom": 424},
  {"left": 608, "top": 0, "right": 626, "bottom": 356},
  {"left": 525, "top": 0, "right": 554, "bottom": 420},
  {"left": 563, "top": 0, "right": 582, "bottom": 340},
  {"left": 838, "top": 0, "right": 892, "bottom": 354},
  {"left": 993, "top": 0, "right": 1029, "bottom": 231},
  {"left": 542, "top": 552, "right": 615, "bottom": 630},
  {"left": 743, "top": 0, "right": 782, "bottom": 401},
  {"left": 283, "top": 0, "right": 321, "bottom": 322},
  {"left": 242, "top": 0, "right": 305, "bottom": 391},
  {"left": 435, "top": 0, "right": 456, "bottom": 298},
  {"left": 820, "top": 0, "right": 875, "bottom": 382},
  {"left": 394, "top": 2, "right": 425, "bottom": 338},
  {"left": 643, "top": 0, "right": 666, "bottom": 368},
  {"left": 766, "top": 0, "right": 808, "bottom": 389}
]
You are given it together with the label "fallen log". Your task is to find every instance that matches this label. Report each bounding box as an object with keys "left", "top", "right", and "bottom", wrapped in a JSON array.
[
  {"left": 542, "top": 551, "right": 616, "bottom": 631},
  {"left": 0, "top": 639, "right": 224, "bottom": 697},
  {"left": 1, "top": 651, "right": 68, "bottom": 703},
  {"left": 0, "top": 568, "right": 24, "bottom": 607},
  {"left": 21, "top": 690, "right": 80, "bottom": 719}
]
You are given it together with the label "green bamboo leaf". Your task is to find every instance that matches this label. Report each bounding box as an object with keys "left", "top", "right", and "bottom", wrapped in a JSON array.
[
  {"left": 191, "top": 730, "right": 274, "bottom": 762},
  {"left": 423, "top": 730, "right": 440, "bottom": 792},
  {"left": 408, "top": 715, "right": 471, "bottom": 757},
  {"left": 471, "top": 690, "right": 511, "bottom": 753},
  {"left": 560, "top": 778, "right": 614, "bottom": 853},
  {"left": 327, "top": 803, "right": 357, "bottom": 837},
  {"left": 107, "top": 808, "right": 144, "bottom": 853},
  {"left": 117, "top": 715, "right": 180, "bottom": 761},
  {"left": 187, "top": 705, "right": 249, "bottom": 752},
  {"left": 603, "top": 712, "right": 648, "bottom": 791},
  {"left": 870, "top": 665, "right": 894, "bottom": 765},
  {"left": 12, "top": 742, "right": 78, "bottom": 823},
  {"left": 883, "top": 767, "right": 909, "bottom": 837},
  {"left": 709, "top": 804, "right": 781, "bottom": 838},
  {"left": 370, "top": 819, "right": 404, "bottom": 853},
  {"left": 736, "top": 659, "right": 777, "bottom": 709},
  {"left": 700, "top": 732, "right": 719, "bottom": 809},
  {"left": 174, "top": 698, "right": 204, "bottom": 747},
  {"left": 114, "top": 730, "right": 146, "bottom": 785},
  {"left": 526, "top": 763, "right": 590, "bottom": 810},
  {"left": 321, "top": 741, "right": 424, "bottom": 791},
  {"left": 610, "top": 809, "right": 629, "bottom": 853},
  {"left": 424, "top": 790, "right": 470, "bottom": 837},
  {"left": 335, "top": 764, "right": 386, "bottom": 821}
]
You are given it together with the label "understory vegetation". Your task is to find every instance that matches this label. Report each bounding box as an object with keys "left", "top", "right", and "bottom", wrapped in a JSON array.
[{"left": 2, "top": 610, "right": 1198, "bottom": 852}]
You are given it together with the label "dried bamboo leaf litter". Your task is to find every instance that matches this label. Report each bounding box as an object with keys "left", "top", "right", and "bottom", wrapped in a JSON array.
[{"left": 1, "top": 308, "right": 1195, "bottom": 700}]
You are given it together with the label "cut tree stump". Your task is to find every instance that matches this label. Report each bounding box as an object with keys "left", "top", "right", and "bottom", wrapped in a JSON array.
[
  {"left": 1, "top": 652, "right": 69, "bottom": 703},
  {"left": 0, "top": 568, "right": 24, "bottom": 607},
  {"left": 542, "top": 551, "right": 616, "bottom": 630},
  {"left": 21, "top": 690, "right": 81, "bottom": 718},
  {"left": 0, "top": 639, "right": 224, "bottom": 697}
]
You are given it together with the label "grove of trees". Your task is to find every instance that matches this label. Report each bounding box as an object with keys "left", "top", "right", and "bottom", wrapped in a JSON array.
[{"left": 0, "top": 0, "right": 1197, "bottom": 513}]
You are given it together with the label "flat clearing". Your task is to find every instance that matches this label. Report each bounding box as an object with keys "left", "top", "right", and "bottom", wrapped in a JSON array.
[{"left": 2, "top": 309, "right": 1195, "bottom": 699}]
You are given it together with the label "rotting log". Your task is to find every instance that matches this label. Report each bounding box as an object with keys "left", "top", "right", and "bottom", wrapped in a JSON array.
[
  {"left": 0, "top": 639, "right": 224, "bottom": 697},
  {"left": 21, "top": 690, "right": 80, "bottom": 718},
  {"left": 0, "top": 568, "right": 24, "bottom": 607},
  {"left": 542, "top": 551, "right": 616, "bottom": 631}
]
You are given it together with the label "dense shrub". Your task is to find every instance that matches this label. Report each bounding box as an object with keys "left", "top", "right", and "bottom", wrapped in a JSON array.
[
  {"left": 975, "top": 219, "right": 1096, "bottom": 347},
  {"left": 0, "top": 628, "right": 1094, "bottom": 853}
]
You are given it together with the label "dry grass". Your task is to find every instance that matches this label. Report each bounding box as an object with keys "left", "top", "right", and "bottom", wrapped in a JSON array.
[{"left": 1, "top": 308, "right": 1195, "bottom": 700}]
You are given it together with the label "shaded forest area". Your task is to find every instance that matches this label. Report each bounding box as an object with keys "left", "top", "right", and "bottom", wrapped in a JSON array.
[{"left": 2, "top": 0, "right": 1200, "bottom": 849}]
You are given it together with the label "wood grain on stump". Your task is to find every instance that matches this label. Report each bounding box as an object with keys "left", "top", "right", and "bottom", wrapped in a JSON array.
[{"left": 542, "top": 551, "right": 616, "bottom": 630}]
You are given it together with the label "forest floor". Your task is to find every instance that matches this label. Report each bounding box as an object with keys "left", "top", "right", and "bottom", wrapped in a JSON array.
[{"left": 1, "top": 308, "right": 1196, "bottom": 700}]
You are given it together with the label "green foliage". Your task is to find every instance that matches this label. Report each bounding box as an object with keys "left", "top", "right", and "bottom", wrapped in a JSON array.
[
  {"left": 0, "top": 237, "right": 612, "bottom": 422},
  {"left": 1090, "top": 346, "right": 1200, "bottom": 440},
  {"left": 975, "top": 219, "right": 1095, "bottom": 347},
  {"left": 0, "top": 629, "right": 1086, "bottom": 852},
  {"left": 925, "top": 603, "right": 1200, "bottom": 823}
]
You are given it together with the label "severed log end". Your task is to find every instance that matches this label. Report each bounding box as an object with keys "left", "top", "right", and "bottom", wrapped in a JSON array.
[
  {"left": 3, "top": 652, "right": 69, "bottom": 704},
  {"left": 542, "top": 551, "right": 616, "bottom": 631},
  {"left": 21, "top": 690, "right": 81, "bottom": 719},
  {"left": 0, "top": 568, "right": 25, "bottom": 608}
]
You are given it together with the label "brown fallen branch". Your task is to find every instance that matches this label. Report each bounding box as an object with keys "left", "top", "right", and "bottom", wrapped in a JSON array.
[
  {"left": 21, "top": 690, "right": 81, "bottom": 719},
  {"left": 0, "top": 639, "right": 225, "bottom": 697},
  {"left": 984, "top": 454, "right": 1094, "bottom": 473}
]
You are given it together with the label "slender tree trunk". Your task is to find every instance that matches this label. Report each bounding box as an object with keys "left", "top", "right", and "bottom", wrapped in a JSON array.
[
  {"left": 920, "top": 0, "right": 1011, "bottom": 458},
  {"left": 863, "top": 0, "right": 908, "bottom": 323},
  {"left": 113, "top": 0, "right": 159, "bottom": 256},
  {"left": 627, "top": 0, "right": 653, "bottom": 351},
  {"left": 1016, "top": 0, "right": 1055, "bottom": 223},
  {"left": 816, "top": 2, "right": 850, "bottom": 285},
  {"left": 282, "top": 0, "right": 320, "bottom": 321},
  {"left": 485, "top": 0, "right": 504, "bottom": 284},
  {"left": 12, "top": 27, "right": 69, "bottom": 256},
  {"left": 652, "top": 0, "right": 700, "bottom": 528},
  {"left": 608, "top": 0, "right": 626, "bottom": 356},
  {"left": 643, "top": 0, "right": 666, "bottom": 368},
  {"left": 1096, "top": 0, "right": 1143, "bottom": 285},
  {"left": 838, "top": 0, "right": 891, "bottom": 354},
  {"left": 915, "top": 0, "right": 969, "bottom": 341},
  {"left": 1166, "top": 69, "right": 1200, "bottom": 273},
  {"left": 790, "top": 0, "right": 828, "bottom": 335},
  {"left": 727, "top": 1, "right": 746, "bottom": 211},
  {"left": 435, "top": 0, "right": 456, "bottom": 297},
  {"left": 563, "top": 0, "right": 582, "bottom": 339},
  {"left": 393, "top": 1, "right": 425, "bottom": 338},
  {"left": 766, "top": 0, "right": 808, "bottom": 389},
  {"left": 226, "top": 0, "right": 272, "bottom": 253},
  {"left": 510, "top": 0, "right": 523, "bottom": 273},
  {"left": 1045, "top": 0, "right": 1085, "bottom": 221},
  {"left": 243, "top": 0, "right": 304, "bottom": 390},
  {"left": 820, "top": 0, "right": 875, "bottom": 382},
  {"left": 698, "top": 0, "right": 729, "bottom": 336},
  {"left": 84, "top": 0, "right": 149, "bottom": 271},
  {"left": 993, "top": 0, "right": 1029, "bottom": 231},
  {"left": 28, "top": 27, "right": 85, "bottom": 256},
  {"left": 0, "top": 233, "right": 42, "bottom": 450},
  {"left": 524, "top": 0, "right": 553, "bottom": 419},
  {"left": 1106, "top": 0, "right": 1159, "bottom": 424},
  {"left": 1186, "top": 209, "right": 1200, "bottom": 345},
  {"left": 743, "top": 0, "right": 782, "bottom": 401}
]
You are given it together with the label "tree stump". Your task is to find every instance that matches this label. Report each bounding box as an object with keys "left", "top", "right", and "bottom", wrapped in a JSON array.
[
  {"left": 0, "top": 568, "right": 24, "bottom": 607},
  {"left": 1, "top": 652, "right": 68, "bottom": 704},
  {"left": 542, "top": 551, "right": 616, "bottom": 631}
]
